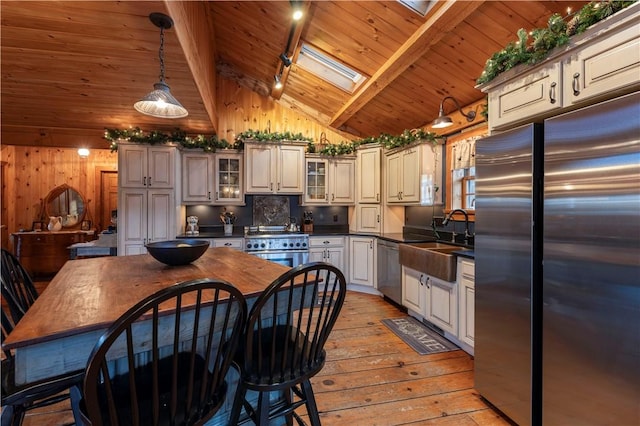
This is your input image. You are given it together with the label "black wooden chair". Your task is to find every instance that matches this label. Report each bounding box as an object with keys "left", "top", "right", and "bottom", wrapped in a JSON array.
[
  {"left": 1, "top": 279, "right": 84, "bottom": 426},
  {"left": 73, "top": 278, "right": 247, "bottom": 426},
  {"left": 0, "top": 249, "right": 38, "bottom": 322},
  {"left": 229, "top": 262, "right": 347, "bottom": 425}
]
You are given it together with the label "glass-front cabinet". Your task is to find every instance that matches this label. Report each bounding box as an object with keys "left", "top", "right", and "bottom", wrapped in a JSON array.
[
  {"left": 303, "top": 155, "right": 355, "bottom": 205},
  {"left": 305, "top": 158, "right": 328, "bottom": 203},
  {"left": 214, "top": 153, "right": 244, "bottom": 204}
]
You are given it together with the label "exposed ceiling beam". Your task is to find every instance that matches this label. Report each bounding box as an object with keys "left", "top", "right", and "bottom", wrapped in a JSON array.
[
  {"left": 330, "top": 0, "right": 485, "bottom": 129},
  {"left": 165, "top": 1, "right": 218, "bottom": 133}
]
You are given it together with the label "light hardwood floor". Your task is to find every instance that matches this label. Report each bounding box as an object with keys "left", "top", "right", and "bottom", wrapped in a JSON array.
[{"left": 16, "top": 288, "right": 511, "bottom": 425}]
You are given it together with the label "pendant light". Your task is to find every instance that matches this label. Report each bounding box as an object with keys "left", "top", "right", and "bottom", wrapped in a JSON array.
[{"left": 134, "top": 13, "right": 188, "bottom": 119}]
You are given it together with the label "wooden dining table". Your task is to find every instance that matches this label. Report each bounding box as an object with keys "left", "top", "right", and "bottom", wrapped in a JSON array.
[{"left": 3, "top": 247, "right": 290, "bottom": 386}]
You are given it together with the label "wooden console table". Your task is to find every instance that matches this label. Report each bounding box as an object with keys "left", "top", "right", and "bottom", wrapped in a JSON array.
[{"left": 11, "top": 230, "right": 94, "bottom": 277}]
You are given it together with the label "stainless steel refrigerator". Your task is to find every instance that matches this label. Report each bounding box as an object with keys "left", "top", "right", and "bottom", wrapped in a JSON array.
[{"left": 474, "top": 91, "right": 640, "bottom": 425}]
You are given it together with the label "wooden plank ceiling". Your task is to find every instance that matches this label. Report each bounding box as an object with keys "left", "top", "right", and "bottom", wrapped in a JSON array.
[{"left": 1, "top": 1, "right": 588, "bottom": 148}]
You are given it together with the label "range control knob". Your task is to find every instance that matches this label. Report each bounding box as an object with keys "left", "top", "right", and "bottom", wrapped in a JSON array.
[
  {"left": 302, "top": 242, "right": 307, "bottom": 247},
  {"left": 253, "top": 243, "right": 259, "bottom": 249},
  {"left": 260, "top": 243, "right": 266, "bottom": 248},
  {"left": 296, "top": 242, "right": 301, "bottom": 247},
  {"left": 246, "top": 243, "right": 251, "bottom": 249}
]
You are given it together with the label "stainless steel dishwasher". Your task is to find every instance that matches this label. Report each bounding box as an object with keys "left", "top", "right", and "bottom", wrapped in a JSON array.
[{"left": 377, "top": 239, "right": 401, "bottom": 306}]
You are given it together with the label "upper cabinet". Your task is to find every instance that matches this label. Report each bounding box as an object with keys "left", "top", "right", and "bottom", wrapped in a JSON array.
[
  {"left": 182, "top": 151, "right": 213, "bottom": 204},
  {"left": 481, "top": 4, "right": 639, "bottom": 131},
  {"left": 182, "top": 150, "right": 244, "bottom": 205},
  {"left": 385, "top": 142, "right": 442, "bottom": 205},
  {"left": 244, "top": 142, "right": 305, "bottom": 194},
  {"left": 356, "top": 144, "right": 381, "bottom": 204},
  {"left": 303, "top": 155, "right": 355, "bottom": 205},
  {"left": 214, "top": 152, "right": 244, "bottom": 204},
  {"left": 119, "top": 143, "right": 175, "bottom": 189}
]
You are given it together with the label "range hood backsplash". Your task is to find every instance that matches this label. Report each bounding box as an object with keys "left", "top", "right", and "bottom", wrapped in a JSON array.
[{"left": 184, "top": 195, "right": 349, "bottom": 227}]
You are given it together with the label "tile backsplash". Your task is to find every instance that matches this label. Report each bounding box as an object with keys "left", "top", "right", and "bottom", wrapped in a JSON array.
[{"left": 185, "top": 195, "right": 349, "bottom": 228}]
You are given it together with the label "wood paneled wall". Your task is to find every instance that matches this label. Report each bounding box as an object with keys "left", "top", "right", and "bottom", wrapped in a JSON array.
[
  {"left": 217, "top": 77, "right": 355, "bottom": 144},
  {"left": 1, "top": 145, "right": 117, "bottom": 247}
]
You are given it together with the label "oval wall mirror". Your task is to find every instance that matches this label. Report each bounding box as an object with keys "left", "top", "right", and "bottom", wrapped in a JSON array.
[{"left": 45, "top": 184, "right": 86, "bottom": 228}]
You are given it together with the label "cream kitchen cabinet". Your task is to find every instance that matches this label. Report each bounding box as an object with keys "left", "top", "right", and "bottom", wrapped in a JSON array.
[
  {"left": 562, "top": 20, "right": 639, "bottom": 108},
  {"left": 208, "top": 237, "right": 244, "bottom": 251},
  {"left": 244, "top": 142, "right": 305, "bottom": 194},
  {"left": 214, "top": 152, "right": 244, "bottom": 204},
  {"left": 182, "top": 151, "right": 244, "bottom": 205},
  {"left": 355, "top": 204, "right": 381, "bottom": 233},
  {"left": 482, "top": 4, "right": 639, "bottom": 131},
  {"left": 303, "top": 156, "right": 355, "bottom": 205},
  {"left": 119, "top": 143, "right": 175, "bottom": 189},
  {"left": 402, "top": 265, "right": 426, "bottom": 315},
  {"left": 385, "top": 143, "right": 442, "bottom": 205},
  {"left": 457, "top": 257, "right": 475, "bottom": 349},
  {"left": 356, "top": 145, "right": 381, "bottom": 203},
  {"left": 348, "top": 236, "right": 376, "bottom": 288},
  {"left": 118, "top": 189, "right": 175, "bottom": 255},
  {"left": 401, "top": 264, "right": 457, "bottom": 335},
  {"left": 309, "top": 236, "right": 346, "bottom": 274},
  {"left": 486, "top": 61, "right": 563, "bottom": 131},
  {"left": 425, "top": 275, "right": 457, "bottom": 335},
  {"left": 182, "top": 151, "right": 214, "bottom": 204}
]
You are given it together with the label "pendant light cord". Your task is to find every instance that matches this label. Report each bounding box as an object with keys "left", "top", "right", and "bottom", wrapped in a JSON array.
[{"left": 158, "top": 26, "right": 165, "bottom": 83}]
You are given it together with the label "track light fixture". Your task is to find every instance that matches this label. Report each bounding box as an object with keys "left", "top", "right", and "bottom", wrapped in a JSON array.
[
  {"left": 291, "top": 0, "right": 304, "bottom": 20},
  {"left": 134, "top": 13, "right": 188, "bottom": 119},
  {"left": 279, "top": 52, "right": 292, "bottom": 67},
  {"left": 274, "top": 75, "right": 283, "bottom": 90},
  {"left": 432, "top": 96, "right": 476, "bottom": 129}
]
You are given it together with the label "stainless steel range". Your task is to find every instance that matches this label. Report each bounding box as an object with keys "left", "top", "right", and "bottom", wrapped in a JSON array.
[{"left": 244, "top": 226, "right": 309, "bottom": 268}]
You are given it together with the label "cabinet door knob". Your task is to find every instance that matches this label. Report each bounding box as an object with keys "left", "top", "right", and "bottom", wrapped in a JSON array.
[
  {"left": 426, "top": 276, "right": 431, "bottom": 288},
  {"left": 549, "top": 82, "right": 557, "bottom": 104},
  {"left": 224, "top": 242, "right": 232, "bottom": 246},
  {"left": 270, "top": 182, "right": 273, "bottom": 191},
  {"left": 376, "top": 193, "right": 379, "bottom": 201},
  {"left": 419, "top": 274, "right": 424, "bottom": 286},
  {"left": 208, "top": 192, "right": 211, "bottom": 200},
  {"left": 377, "top": 214, "right": 380, "bottom": 223},
  {"left": 143, "top": 177, "right": 147, "bottom": 186},
  {"left": 148, "top": 177, "right": 152, "bottom": 186},
  {"left": 572, "top": 73, "right": 581, "bottom": 96}
]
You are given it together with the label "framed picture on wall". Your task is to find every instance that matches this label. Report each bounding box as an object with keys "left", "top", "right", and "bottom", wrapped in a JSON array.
[
  {"left": 81, "top": 220, "right": 92, "bottom": 231},
  {"left": 32, "top": 221, "right": 43, "bottom": 231}
]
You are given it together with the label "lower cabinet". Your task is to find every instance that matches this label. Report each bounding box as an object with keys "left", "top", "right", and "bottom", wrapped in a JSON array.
[
  {"left": 309, "top": 236, "right": 346, "bottom": 275},
  {"left": 348, "top": 236, "right": 376, "bottom": 287},
  {"left": 208, "top": 238, "right": 244, "bottom": 251},
  {"left": 402, "top": 266, "right": 425, "bottom": 314},
  {"left": 118, "top": 189, "right": 175, "bottom": 255},
  {"left": 402, "top": 266, "right": 457, "bottom": 335},
  {"left": 425, "top": 275, "right": 457, "bottom": 335},
  {"left": 457, "top": 257, "right": 475, "bottom": 348}
]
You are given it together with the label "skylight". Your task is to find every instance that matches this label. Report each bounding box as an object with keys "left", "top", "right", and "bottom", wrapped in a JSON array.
[
  {"left": 398, "top": 0, "right": 435, "bottom": 17},
  {"left": 296, "top": 43, "right": 366, "bottom": 93}
]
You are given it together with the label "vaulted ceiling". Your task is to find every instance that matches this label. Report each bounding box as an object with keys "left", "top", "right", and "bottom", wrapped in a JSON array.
[{"left": 1, "top": 1, "right": 588, "bottom": 148}]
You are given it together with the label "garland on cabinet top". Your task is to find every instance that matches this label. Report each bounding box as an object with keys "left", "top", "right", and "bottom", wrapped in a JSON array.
[
  {"left": 104, "top": 128, "right": 240, "bottom": 152},
  {"left": 477, "top": 1, "right": 635, "bottom": 85},
  {"left": 104, "top": 127, "right": 441, "bottom": 155}
]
